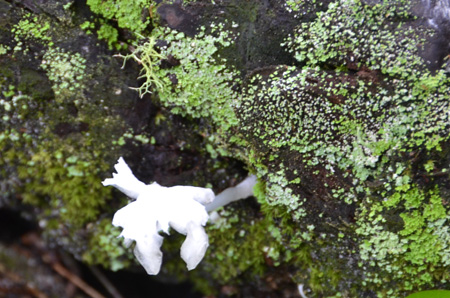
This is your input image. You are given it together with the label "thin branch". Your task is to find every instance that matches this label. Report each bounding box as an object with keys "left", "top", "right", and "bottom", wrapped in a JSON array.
[{"left": 42, "top": 254, "right": 106, "bottom": 298}]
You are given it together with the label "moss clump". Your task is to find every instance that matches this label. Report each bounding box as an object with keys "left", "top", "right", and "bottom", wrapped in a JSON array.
[
  {"left": 97, "top": 22, "right": 120, "bottom": 50},
  {"left": 1, "top": 5, "right": 134, "bottom": 260},
  {"left": 0, "top": 82, "right": 119, "bottom": 227},
  {"left": 82, "top": 0, "right": 156, "bottom": 50},
  {"left": 75, "top": 0, "right": 450, "bottom": 295},
  {"left": 124, "top": 25, "right": 239, "bottom": 133},
  {"left": 18, "top": 148, "right": 113, "bottom": 227},
  {"left": 232, "top": 0, "right": 450, "bottom": 295},
  {"left": 82, "top": 218, "right": 133, "bottom": 271},
  {"left": 86, "top": 0, "right": 152, "bottom": 34},
  {"left": 197, "top": 205, "right": 302, "bottom": 295},
  {"left": 40, "top": 47, "right": 87, "bottom": 103}
]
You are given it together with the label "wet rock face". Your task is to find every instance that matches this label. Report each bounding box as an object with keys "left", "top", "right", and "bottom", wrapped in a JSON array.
[
  {"left": 158, "top": 0, "right": 303, "bottom": 73},
  {"left": 156, "top": 1, "right": 450, "bottom": 296},
  {"left": 158, "top": 4, "right": 198, "bottom": 36},
  {"left": 414, "top": 0, "right": 450, "bottom": 71},
  {"left": 0, "top": 0, "right": 240, "bottom": 266},
  {"left": 3, "top": 0, "right": 450, "bottom": 297}
]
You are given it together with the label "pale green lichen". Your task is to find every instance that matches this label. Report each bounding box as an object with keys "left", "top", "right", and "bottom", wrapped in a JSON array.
[
  {"left": 40, "top": 48, "right": 87, "bottom": 103},
  {"left": 262, "top": 167, "right": 307, "bottom": 221},
  {"left": 12, "top": 14, "right": 52, "bottom": 43},
  {"left": 11, "top": 13, "right": 54, "bottom": 54},
  {"left": 116, "top": 36, "right": 166, "bottom": 97},
  {"left": 0, "top": 44, "right": 9, "bottom": 55},
  {"left": 131, "top": 25, "right": 240, "bottom": 132},
  {"left": 357, "top": 185, "right": 449, "bottom": 293},
  {"left": 102, "top": 0, "right": 450, "bottom": 295}
]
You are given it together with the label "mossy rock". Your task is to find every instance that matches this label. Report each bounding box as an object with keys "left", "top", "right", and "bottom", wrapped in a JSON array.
[
  {"left": 136, "top": 0, "right": 450, "bottom": 297},
  {"left": 3, "top": 0, "right": 450, "bottom": 297},
  {"left": 0, "top": 0, "right": 241, "bottom": 272}
]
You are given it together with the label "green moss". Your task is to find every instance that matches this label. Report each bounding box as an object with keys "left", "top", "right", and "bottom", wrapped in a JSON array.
[
  {"left": 82, "top": 0, "right": 158, "bottom": 49},
  {"left": 18, "top": 148, "right": 112, "bottom": 227},
  {"left": 203, "top": 207, "right": 287, "bottom": 287},
  {"left": 86, "top": 0, "right": 152, "bottom": 34},
  {"left": 104, "top": 0, "right": 450, "bottom": 295},
  {"left": 82, "top": 218, "right": 133, "bottom": 271},
  {"left": 0, "top": 84, "right": 114, "bottom": 228},
  {"left": 1, "top": 6, "right": 128, "bottom": 236},
  {"left": 357, "top": 185, "right": 449, "bottom": 293},
  {"left": 127, "top": 25, "right": 239, "bottom": 132},
  {"left": 97, "top": 22, "right": 120, "bottom": 50},
  {"left": 12, "top": 14, "right": 52, "bottom": 43}
]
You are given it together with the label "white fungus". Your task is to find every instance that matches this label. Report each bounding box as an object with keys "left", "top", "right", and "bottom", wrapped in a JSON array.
[
  {"left": 102, "top": 157, "right": 257, "bottom": 275},
  {"left": 102, "top": 157, "right": 213, "bottom": 274}
]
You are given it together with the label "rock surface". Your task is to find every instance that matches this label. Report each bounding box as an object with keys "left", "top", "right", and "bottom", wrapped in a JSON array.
[{"left": 1, "top": 0, "right": 450, "bottom": 297}]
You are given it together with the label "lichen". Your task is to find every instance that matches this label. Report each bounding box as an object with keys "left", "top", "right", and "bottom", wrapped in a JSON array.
[
  {"left": 5, "top": 0, "right": 450, "bottom": 296},
  {"left": 40, "top": 47, "right": 87, "bottom": 103},
  {"left": 116, "top": 36, "right": 166, "bottom": 97},
  {"left": 12, "top": 14, "right": 53, "bottom": 44},
  {"left": 123, "top": 0, "right": 450, "bottom": 296},
  {"left": 126, "top": 24, "right": 240, "bottom": 133}
]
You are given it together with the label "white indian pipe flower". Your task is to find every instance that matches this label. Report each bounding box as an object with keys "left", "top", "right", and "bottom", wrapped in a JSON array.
[{"left": 102, "top": 157, "right": 214, "bottom": 275}]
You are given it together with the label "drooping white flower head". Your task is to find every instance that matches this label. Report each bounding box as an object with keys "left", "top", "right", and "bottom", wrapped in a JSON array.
[{"left": 102, "top": 157, "right": 214, "bottom": 275}]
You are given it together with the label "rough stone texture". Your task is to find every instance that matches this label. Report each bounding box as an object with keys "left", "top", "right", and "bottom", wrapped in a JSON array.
[{"left": 2, "top": 0, "right": 450, "bottom": 297}]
